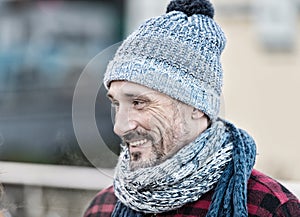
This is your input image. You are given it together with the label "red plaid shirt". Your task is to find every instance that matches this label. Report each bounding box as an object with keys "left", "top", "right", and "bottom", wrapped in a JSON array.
[{"left": 84, "top": 170, "right": 300, "bottom": 217}]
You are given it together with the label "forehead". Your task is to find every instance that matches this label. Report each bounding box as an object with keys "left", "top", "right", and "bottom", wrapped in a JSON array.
[{"left": 108, "top": 81, "right": 162, "bottom": 98}]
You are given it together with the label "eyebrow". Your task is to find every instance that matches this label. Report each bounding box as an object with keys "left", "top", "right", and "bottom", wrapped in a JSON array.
[
  {"left": 106, "top": 93, "right": 143, "bottom": 100},
  {"left": 106, "top": 93, "right": 149, "bottom": 100},
  {"left": 106, "top": 93, "right": 113, "bottom": 100}
]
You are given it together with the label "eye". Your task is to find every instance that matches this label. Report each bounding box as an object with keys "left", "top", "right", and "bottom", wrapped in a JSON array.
[{"left": 132, "top": 99, "right": 146, "bottom": 110}]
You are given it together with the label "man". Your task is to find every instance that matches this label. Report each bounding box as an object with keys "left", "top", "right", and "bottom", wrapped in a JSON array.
[{"left": 84, "top": 0, "right": 300, "bottom": 216}]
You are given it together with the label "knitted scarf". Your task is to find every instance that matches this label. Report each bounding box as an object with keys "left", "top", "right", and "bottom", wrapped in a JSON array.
[{"left": 112, "top": 120, "right": 256, "bottom": 217}]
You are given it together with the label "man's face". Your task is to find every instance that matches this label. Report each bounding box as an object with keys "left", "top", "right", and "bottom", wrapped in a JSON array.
[{"left": 107, "top": 81, "right": 197, "bottom": 170}]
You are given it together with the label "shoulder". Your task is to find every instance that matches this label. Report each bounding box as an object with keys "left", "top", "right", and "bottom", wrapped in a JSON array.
[
  {"left": 84, "top": 186, "right": 117, "bottom": 217},
  {"left": 247, "top": 169, "right": 300, "bottom": 217}
]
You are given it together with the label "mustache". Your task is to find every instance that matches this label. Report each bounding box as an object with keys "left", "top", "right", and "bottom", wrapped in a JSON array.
[{"left": 122, "top": 131, "right": 153, "bottom": 142}]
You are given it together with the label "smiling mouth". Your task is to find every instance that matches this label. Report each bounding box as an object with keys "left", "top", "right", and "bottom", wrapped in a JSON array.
[
  {"left": 128, "top": 139, "right": 148, "bottom": 148},
  {"left": 127, "top": 139, "right": 148, "bottom": 163}
]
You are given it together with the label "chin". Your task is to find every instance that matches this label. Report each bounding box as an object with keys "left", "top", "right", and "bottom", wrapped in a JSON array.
[
  {"left": 128, "top": 148, "right": 165, "bottom": 171},
  {"left": 129, "top": 158, "right": 158, "bottom": 171}
]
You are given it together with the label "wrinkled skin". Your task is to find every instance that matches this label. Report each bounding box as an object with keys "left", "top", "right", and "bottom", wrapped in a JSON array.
[{"left": 107, "top": 81, "right": 208, "bottom": 170}]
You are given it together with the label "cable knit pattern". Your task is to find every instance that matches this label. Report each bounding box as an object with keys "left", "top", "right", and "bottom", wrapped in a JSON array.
[
  {"left": 111, "top": 120, "right": 256, "bottom": 217},
  {"left": 104, "top": 10, "right": 226, "bottom": 120},
  {"left": 112, "top": 120, "right": 234, "bottom": 216},
  {"left": 206, "top": 122, "right": 256, "bottom": 217}
]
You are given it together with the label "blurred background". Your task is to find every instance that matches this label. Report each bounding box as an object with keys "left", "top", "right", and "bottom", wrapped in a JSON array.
[{"left": 0, "top": 0, "right": 299, "bottom": 216}]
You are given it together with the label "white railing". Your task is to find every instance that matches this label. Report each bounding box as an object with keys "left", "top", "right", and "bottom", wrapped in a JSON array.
[
  {"left": 0, "top": 161, "right": 114, "bottom": 190},
  {"left": 1, "top": 161, "right": 300, "bottom": 196},
  {"left": 1, "top": 161, "right": 300, "bottom": 197}
]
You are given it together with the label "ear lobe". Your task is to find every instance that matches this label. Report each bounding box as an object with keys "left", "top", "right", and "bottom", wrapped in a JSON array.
[{"left": 191, "top": 108, "right": 205, "bottom": 120}]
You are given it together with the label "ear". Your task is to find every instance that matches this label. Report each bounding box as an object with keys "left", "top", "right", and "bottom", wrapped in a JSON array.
[{"left": 191, "top": 108, "right": 205, "bottom": 120}]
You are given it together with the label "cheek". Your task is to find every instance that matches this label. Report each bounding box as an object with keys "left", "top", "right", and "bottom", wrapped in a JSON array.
[
  {"left": 135, "top": 111, "right": 153, "bottom": 130},
  {"left": 145, "top": 108, "right": 177, "bottom": 150},
  {"left": 146, "top": 108, "right": 175, "bottom": 131}
]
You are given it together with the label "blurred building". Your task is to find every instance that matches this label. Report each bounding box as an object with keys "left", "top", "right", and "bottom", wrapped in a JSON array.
[
  {"left": 0, "top": 0, "right": 122, "bottom": 167},
  {"left": 214, "top": 0, "right": 300, "bottom": 181}
]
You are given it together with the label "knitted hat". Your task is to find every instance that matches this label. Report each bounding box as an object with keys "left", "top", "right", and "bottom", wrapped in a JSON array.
[{"left": 104, "top": 0, "right": 226, "bottom": 120}]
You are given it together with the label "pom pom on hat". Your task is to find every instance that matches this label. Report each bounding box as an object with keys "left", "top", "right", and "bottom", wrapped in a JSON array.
[{"left": 166, "top": 0, "right": 214, "bottom": 18}]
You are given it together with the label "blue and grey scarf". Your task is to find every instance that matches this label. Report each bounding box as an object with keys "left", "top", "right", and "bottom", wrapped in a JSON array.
[{"left": 112, "top": 120, "right": 256, "bottom": 217}]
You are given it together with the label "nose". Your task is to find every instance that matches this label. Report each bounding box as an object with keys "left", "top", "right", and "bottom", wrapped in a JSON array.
[{"left": 113, "top": 107, "right": 138, "bottom": 137}]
